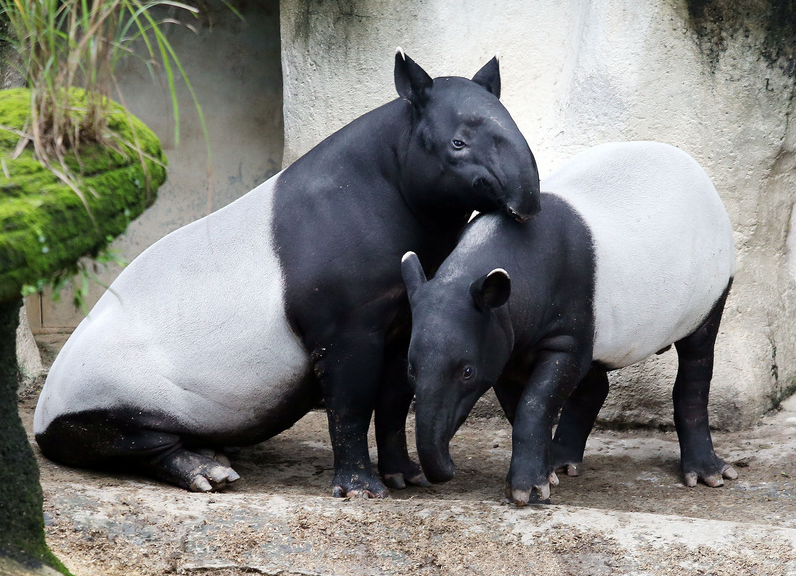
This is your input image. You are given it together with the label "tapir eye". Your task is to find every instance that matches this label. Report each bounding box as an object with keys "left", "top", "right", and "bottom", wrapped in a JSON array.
[
  {"left": 451, "top": 139, "right": 466, "bottom": 150},
  {"left": 461, "top": 365, "right": 475, "bottom": 380}
]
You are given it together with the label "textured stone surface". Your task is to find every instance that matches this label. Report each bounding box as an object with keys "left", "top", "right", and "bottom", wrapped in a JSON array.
[
  {"left": 0, "top": 556, "right": 63, "bottom": 576},
  {"left": 1, "top": 301, "right": 70, "bottom": 575},
  {"left": 15, "top": 305, "right": 43, "bottom": 393},
  {"left": 280, "top": 0, "right": 796, "bottom": 429}
]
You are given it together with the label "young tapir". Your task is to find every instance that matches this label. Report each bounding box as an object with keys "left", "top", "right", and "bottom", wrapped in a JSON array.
[
  {"left": 33, "top": 51, "right": 541, "bottom": 497},
  {"left": 401, "top": 141, "right": 737, "bottom": 506}
]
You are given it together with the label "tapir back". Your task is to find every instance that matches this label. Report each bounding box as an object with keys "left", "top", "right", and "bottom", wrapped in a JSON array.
[{"left": 543, "top": 142, "right": 735, "bottom": 368}]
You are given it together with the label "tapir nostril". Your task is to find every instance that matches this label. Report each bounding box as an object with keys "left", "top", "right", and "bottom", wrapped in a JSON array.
[{"left": 508, "top": 206, "right": 533, "bottom": 223}]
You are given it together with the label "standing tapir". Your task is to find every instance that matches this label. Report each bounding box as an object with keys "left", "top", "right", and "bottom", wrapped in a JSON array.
[
  {"left": 33, "top": 51, "right": 541, "bottom": 497},
  {"left": 401, "top": 141, "right": 737, "bottom": 506}
]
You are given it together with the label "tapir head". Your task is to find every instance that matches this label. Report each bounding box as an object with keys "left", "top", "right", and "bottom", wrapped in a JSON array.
[
  {"left": 395, "top": 50, "right": 540, "bottom": 222},
  {"left": 401, "top": 251, "right": 515, "bottom": 483}
]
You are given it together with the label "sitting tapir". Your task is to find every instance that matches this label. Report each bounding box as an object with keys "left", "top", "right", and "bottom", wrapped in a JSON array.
[
  {"left": 401, "top": 141, "right": 737, "bottom": 506},
  {"left": 33, "top": 51, "right": 541, "bottom": 497}
]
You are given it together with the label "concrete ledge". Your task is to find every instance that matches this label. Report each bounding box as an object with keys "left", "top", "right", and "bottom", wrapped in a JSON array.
[
  {"left": 20, "top": 395, "right": 796, "bottom": 575},
  {"left": 38, "top": 485, "right": 796, "bottom": 575}
]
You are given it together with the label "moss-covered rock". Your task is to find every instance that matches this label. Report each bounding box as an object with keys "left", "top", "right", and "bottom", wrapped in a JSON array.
[
  {"left": 0, "top": 87, "right": 167, "bottom": 575},
  {"left": 0, "top": 87, "right": 167, "bottom": 303}
]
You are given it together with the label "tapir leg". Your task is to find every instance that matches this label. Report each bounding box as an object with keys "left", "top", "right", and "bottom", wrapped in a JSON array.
[
  {"left": 375, "top": 341, "right": 430, "bottom": 489},
  {"left": 505, "top": 349, "right": 589, "bottom": 504},
  {"left": 314, "top": 329, "right": 390, "bottom": 498},
  {"left": 36, "top": 410, "right": 239, "bottom": 492},
  {"left": 672, "top": 283, "right": 737, "bottom": 487},
  {"left": 550, "top": 365, "right": 610, "bottom": 477}
]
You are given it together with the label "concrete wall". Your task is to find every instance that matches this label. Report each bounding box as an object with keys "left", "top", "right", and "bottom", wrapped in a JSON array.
[
  {"left": 28, "top": 0, "right": 284, "bottom": 330},
  {"left": 280, "top": 0, "right": 796, "bottom": 429}
]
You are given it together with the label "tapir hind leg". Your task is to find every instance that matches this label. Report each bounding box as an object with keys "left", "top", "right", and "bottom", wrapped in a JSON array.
[
  {"left": 550, "top": 365, "right": 610, "bottom": 477},
  {"left": 672, "top": 283, "right": 737, "bottom": 487},
  {"left": 35, "top": 410, "right": 239, "bottom": 492}
]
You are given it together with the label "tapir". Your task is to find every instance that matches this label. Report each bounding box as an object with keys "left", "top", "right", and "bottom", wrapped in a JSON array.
[
  {"left": 401, "top": 141, "right": 737, "bottom": 506},
  {"left": 33, "top": 51, "right": 541, "bottom": 497}
]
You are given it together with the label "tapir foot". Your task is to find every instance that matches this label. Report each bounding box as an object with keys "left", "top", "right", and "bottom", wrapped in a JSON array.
[
  {"left": 682, "top": 461, "right": 738, "bottom": 488},
  {"left": 145, "top": 447, "right": 241, "bottom": 492},
  {"left": 550, "top": 445, "right": 583, "bottom": 478},
  {"left": 382, "top": 470, "right": 431, "bottom": 490},
  {"left": 504, "top": 471, "right": 559, "bottom": 506},
  {"left": 195, "top": 448, "right": 232, "bottom": 468},
  {"left": 331, "top": 468, "right": 389, "bottom": 499},
  {"left": 555, "top": 463, "right": 580, "bottom": 477},
  {"left": 379, "top": 459, "right": 431, "bottom": 490}
]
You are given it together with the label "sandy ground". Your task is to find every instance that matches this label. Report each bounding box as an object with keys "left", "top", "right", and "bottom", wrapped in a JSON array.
[{"left": 16, "top": 335, "right": 796, "bottom": 575}]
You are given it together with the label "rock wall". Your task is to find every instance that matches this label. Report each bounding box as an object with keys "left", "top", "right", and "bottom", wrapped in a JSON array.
[{"left": 280, "top": 0, "right": 796, "bottom": 429}]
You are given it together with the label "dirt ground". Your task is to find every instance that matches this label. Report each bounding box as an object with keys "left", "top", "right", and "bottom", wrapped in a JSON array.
[{"left": 16, "top": 335, "right": 796, "bottom": 576}]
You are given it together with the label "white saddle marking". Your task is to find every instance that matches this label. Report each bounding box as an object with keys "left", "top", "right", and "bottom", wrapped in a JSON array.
[
  {"left": 34, "top": 172, "right": 310, "bottom": 436},
  {"left": 543, "top": 142, "right": 735, "bottom": 368}
]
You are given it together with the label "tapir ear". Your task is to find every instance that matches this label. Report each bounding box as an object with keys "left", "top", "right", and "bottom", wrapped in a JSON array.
[
  {"left": 470, "top": 268, "right": 511, "bottom": 310},
  {"left": 471, "top": 55, "right": 501, "bottom": 99},
  {"left": 401, "top": 251, "right": 427, "bottom": 299},
  {"left": 395, "top": 48, "right": 433, "bottom": 108}
]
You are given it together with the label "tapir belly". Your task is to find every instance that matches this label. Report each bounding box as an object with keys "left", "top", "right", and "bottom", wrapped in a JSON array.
[
  {"left": 33, "top": 173, "right": 312, "bottom": 441},
  {"left": 544, "top": 142, "right": 736, "bottom": 369}
]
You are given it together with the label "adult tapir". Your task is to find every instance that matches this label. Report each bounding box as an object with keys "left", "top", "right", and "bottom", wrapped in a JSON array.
[
  {"left": 33, "top": 51, "right": 541, "bottom": 497},
  {"left": 401, "top": 141, "right": 737, "bottom": 506}
]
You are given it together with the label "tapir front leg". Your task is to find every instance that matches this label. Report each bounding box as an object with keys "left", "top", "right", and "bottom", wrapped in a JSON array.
[
  {"left": 507, "top": 347, "right": 589, "bottom": 505},
  {"left": 314, "top": 329, "right": 389, "bottom": 498},
  {"left": 375, "top": 342, "right": 430, "bottom": 489}
]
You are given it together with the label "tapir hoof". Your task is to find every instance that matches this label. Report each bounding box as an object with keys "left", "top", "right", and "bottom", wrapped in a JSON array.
[
  {"left": 146, "top": 448, "right": 240, "bottom": 492},
  {"left": 554, "top": 463, "right": 581, "bottom": 477},
  {"left": 382, "top": 471, "right": 432, "bottom": 490},
  {"left": 683, "top": 463, "right": 738, "bottom": 488},
  {"left": 332, "top": 470, "right": 389, "bottom": 499},
  {"left": 504, "top": 472, "right": 559, "bottom": 506}
]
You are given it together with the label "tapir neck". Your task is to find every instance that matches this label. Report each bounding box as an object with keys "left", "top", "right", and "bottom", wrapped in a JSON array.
[
  {"left": 285, "top": 99, "right": 412, "bottom": 191},
  {"left": 281, "top": 98, "right": 473, "bottom": 247},
  {"left": 437, "top": 199, "right": 598, "bottom": 355}
]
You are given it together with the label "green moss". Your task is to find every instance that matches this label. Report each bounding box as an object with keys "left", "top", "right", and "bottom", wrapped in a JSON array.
[
  {"left": 0, "top": 87, "right": 165, "bottom": 575},
  {"left": 0, "top": 87, "right": 167, "bottom": 303}
]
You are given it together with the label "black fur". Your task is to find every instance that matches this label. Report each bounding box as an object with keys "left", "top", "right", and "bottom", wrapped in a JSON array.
[
  {"left": 406, "top": 194, "right": 596, "bottom": 487},
  {"left": 35, "top": 54, "right": 540, "bottom": 497}
]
